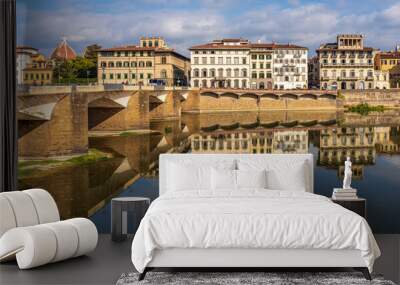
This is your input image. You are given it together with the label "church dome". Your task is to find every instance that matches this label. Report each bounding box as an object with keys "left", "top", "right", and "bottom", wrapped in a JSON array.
[{"left": 51, "top": 38, "right": 77, "bottom": 61}]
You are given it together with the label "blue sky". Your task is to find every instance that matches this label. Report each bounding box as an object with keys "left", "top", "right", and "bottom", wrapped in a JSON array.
[{"left": 17, "top": 0, "right": 400, "bottom": 57}]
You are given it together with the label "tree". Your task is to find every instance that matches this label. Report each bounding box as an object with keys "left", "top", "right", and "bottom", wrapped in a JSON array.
[
  {"left": 84, "top": 44, "right": 101, "bottom": 60},
  {"left": 53, "top": 56, "right": 97, "bottom": 83}
]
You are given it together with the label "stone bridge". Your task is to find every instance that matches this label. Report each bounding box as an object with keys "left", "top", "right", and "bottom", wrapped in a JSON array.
[
  {"left": 17, "top": 85, "right": 192, "bottom": 158},
  {"left": 181, "top": 88, "right": 340, "bottom": 112}
]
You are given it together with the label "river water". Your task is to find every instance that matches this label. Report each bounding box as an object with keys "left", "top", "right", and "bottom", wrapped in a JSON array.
[{"left": 18, "top": 110, "right": 400, "bottom": 234}]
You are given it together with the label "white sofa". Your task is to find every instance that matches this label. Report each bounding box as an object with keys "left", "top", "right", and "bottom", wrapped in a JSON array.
[{"left": 0, "top": 188, "right": 98, "bottom": 269}]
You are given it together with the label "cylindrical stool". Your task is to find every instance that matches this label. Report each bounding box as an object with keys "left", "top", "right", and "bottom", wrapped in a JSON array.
[{"left": 111, "top": 197, "right": 150, "bottom": 242}]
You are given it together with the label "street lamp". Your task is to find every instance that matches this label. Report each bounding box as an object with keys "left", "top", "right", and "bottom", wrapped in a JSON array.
[
  {"left": 86, "top": 70, "right": 90, "bottom": 85},
  {"left": 102, "top": 66, "right": 105, "bottom": 85}
]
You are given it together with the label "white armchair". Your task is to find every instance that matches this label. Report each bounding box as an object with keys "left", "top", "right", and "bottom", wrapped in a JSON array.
[{"left": 0, "top": 188, "right": 98, "bottom": 269}]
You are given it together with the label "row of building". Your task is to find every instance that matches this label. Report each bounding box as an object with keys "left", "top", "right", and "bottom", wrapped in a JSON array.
[
  {"left": 17, "top": 34, "right": 400, "bottom": 90},
  {"left": 16, "top": 39, "right": 78, "bottom": 85}
]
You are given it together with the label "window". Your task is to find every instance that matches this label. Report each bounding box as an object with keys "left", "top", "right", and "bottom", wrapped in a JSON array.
[
  {"left": 259, "top": 72, "right": 265, "bottom": 79},
  {"left": 218, "top": 57, "right": 223, "bottom": 64},
  {"left": 110, "top": 73, "right": 114, "bottom": 79},
  {"left": 140, "top": 73, "right": 144, "bottom": 79},
  {"left": 147, "top": 73, "right": 152, "bottom": 79},
  {"left": 161, "top": 57, "right": 167, "bottom": 64},
  {"left": 259, "top": 54, "right": 264, "bottom": 60},
  {"left": 210, "top": 57, "right": 215, "bottom": 64},
  {"left": 218, "top": 68, "right": 223, "bottom": 77},
  {"left": 108, "top": 62, "right": 114, "bottom": 67},
  {"left": 202, "top": 57, "right": 207, "bottom": 64},
  {"left": 251, "top": 54, "right": 257, "bottom": 60},
  {"left": 194, "top": 69, "right": 199, "bottom": 77},
  {"left": 225, "top": 68, "right": 231, "bottom": 77},
  {"left": 259, "top": 63, "right": 264, "bottom": 69},
  {"left": 194, "top": 57, "right": 199, "bottom": 64},
  {"left": 124, "top": 61, "right": 129, "bottom": 67},
  {"left": 131, "top": 62, "right": 137, "bottom": 67},
  {"left": 117, "top": 73, "right": 121, "bottom": 79},
  {"left": 252, "top": 62, "right": 256, "bottom": 69},
  {"left": 242, "top": 58, "right": 247, "bottom": 64},
  {"left": 226, "top": 57, "right": 231, "bottom": 64},
  {"left": 139, "top": 61, "right": 144, "bottom": 67},
  {"left": 202, "top": 69, "right": 207, "bottom": 77},
  {"left": 160, "top": 69, "right": 167, "bottom": 78},
  {"left": 234, "top": 57, "right": 239, "bottom": 64},
  {"left": 194, "top": 79, "right": 199, "bottom": 87},
  {"left": 132, "top": 74, "right": 136, "bottom": 79},
  {"left": 146, "top": 61, "right": 152, "bottom": 67},
  {"left": 242, "top": 69, "right": 247, "bottom": 77},
  {"left": 210, "top": 69, "right": 216, "bottom": 77},
  {"left": 252, "top": 72, "right": 257, "bottom": 79},
  {"left": 124, "top": 73, "right": 128, "bottom": 79}
]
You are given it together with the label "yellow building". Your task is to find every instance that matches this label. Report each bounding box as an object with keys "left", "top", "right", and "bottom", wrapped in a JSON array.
[
  {"left": 98, "top": 37, "right": 190, "bottom": 86},
  {"left": 374, "top": 51, "right": 400, "bottom": 88},
  {"left": 22, "top": 54, "right": 53, "bottom": 85}
]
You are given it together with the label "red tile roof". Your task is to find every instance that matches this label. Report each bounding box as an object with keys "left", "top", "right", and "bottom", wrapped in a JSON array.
[
  {"left": 378, "top": 52, "right": 400, "bottom": 59},
  {"left": 189, "top": 40, "right": 307, "bottom": 50},
  {"left": 51, "top": 39, "right": 77, "bottom": 61}
]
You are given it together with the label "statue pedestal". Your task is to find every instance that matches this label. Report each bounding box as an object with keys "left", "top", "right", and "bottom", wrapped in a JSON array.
[{"left": 332, "top": 188, "right": 358, "bottom": 200}]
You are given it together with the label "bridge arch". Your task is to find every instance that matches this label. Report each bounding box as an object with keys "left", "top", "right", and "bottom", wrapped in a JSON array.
[
  {"left": 281, "top": 93, "right": 299, "bottom": 100},
  {"left": 240, "top": 93, "right": 258, "bottom": 100},
  {"left": 220, "top": 92, "right": 239, "bottom": 99},
  {"left": 299, "top": 93, "right": 318, "bottom": 100},
  {"left": 260, "top": 93, "right": 279, "bottom": 100},
  {"left": 200, "top": 91, "right": 219, "bottom": 98},
  {"left": 319, "top": 93, "right": 337, "bottom": 100}
]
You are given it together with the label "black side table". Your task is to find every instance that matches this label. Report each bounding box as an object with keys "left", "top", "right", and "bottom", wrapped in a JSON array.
[
  {"left": 111, "top": 197, "right": 150, "bottom": 242},
  {"left": 331, "top": 197, "right": 366, "bottom": 218}
]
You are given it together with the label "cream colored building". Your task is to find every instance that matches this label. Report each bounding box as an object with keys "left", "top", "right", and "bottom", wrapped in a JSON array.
[
  {"left": 190, "top": 129, "right": 308, "bottom": 154},
  {"left": 98, "top": 37, "right": 190, "bottom": 86},
  {"left": 189, "top": 38, "right": 307, "bottom": 90},
  {"left": 373, "top": 70, "right": 390, "bottom": 89},
  {"left": 22, "top": 53, "right": 53, "bottom": 85},
  {"left": 249, "top": 44, "right": 274, "bottom": 89},
  {"left": 317, "top": 34, "right": 376, "bottom": 90}
]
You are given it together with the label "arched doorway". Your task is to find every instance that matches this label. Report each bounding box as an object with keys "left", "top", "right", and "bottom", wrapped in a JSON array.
[
  {"left": 341, "top": 82, "right": 347, "bottom": 90},
  {"left": 259, "top": 82, "right": 265, "bottom": 89}
]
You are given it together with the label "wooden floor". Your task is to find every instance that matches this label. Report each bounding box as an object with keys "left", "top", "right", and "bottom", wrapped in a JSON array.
[{"left": 0, "top": 234, "right": 399, "bottom": 285}]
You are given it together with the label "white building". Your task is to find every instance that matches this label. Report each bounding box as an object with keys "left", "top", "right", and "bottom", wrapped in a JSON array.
[
  {"left": 16, "top": 46, "right": 39, "bottom": 85},
  {"left": 189, "top": 39, "right": 250, "bottom": 89},
  {"left": 189, "top": 38, "right": 308, "bottom": 90},
  {"left": 273, "top": 45, "right": 308, "bottom": 89},
  {"left": 373, "top": 70, "right": 390, "bottom": 89}
]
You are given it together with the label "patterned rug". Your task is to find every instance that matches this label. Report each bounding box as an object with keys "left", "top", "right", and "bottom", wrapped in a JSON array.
[{"left": 116, "top": 271, "right": 396, "bottom": 285}]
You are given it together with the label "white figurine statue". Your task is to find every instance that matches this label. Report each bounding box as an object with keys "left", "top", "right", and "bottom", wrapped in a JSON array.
[{"left": 343, "top": 157, "right": 352, "bottom": 189}]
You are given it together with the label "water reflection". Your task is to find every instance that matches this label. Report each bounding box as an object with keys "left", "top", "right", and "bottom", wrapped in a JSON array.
[{"left": 18, "top": 110, "right": 400, "bottom": 234}]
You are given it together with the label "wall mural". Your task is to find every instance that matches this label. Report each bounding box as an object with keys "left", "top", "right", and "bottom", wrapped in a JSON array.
[{"left": 16, "top": 2, "right": 400, "bottom": 236}]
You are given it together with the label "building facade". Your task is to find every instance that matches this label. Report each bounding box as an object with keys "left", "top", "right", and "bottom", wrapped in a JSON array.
[
  {"left": 17, "top": 46, "right": 53, "bottom": 86},
  {"left": 189, "top": 39, "right": 250, "bottom": 89},
  {"left": 272, "top": 45, "right": 308, "bottom": 90},
  {"left": 98, "top": 37, "right": 190, "bottom": 86},
  {"left": 374, "top": 49, "right": 400, "bottom": 88},
  {"left": 317, "top": 34, "right": 376, "bottom": 90},
  {"left": 308, "top": 56, "right": 320, "bottom": 88},
  {"left": 16, "top": 46, "right": 38, "bottom": 85},
  {"left": 22, "top": 54, "right": 53, "bottom": 85},
  {"left": 189, "top": 38, "right": 307, "bottom": 90}
]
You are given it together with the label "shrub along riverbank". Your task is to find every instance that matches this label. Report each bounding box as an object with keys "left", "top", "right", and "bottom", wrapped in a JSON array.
[{"left": 347, "top": 103, "right": 385, "bottom": 115}]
